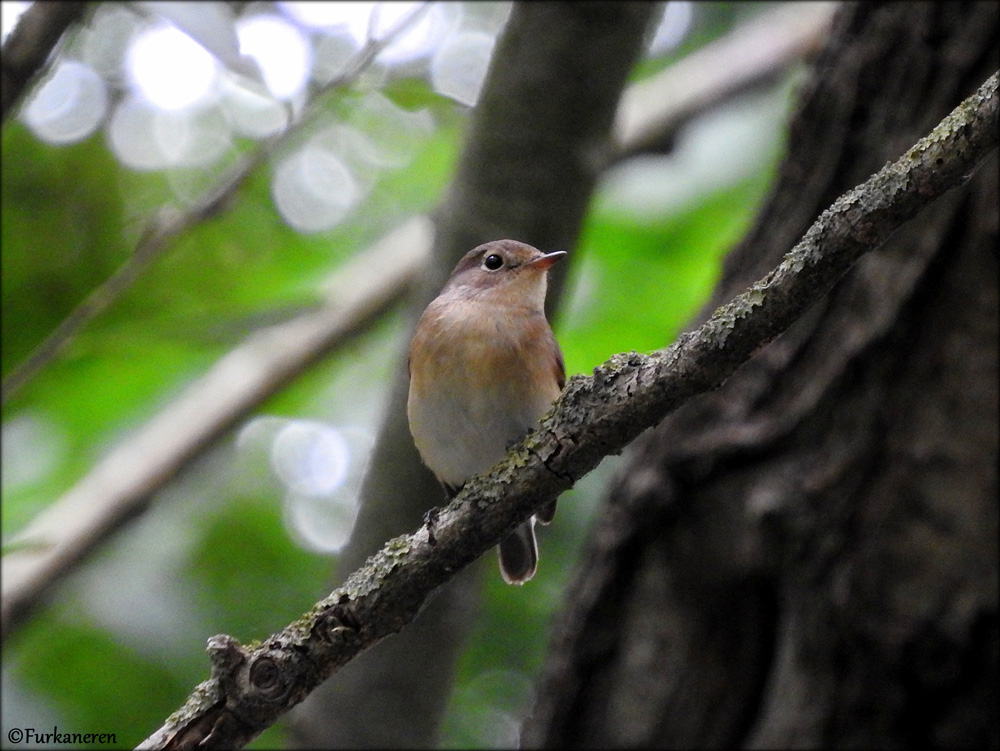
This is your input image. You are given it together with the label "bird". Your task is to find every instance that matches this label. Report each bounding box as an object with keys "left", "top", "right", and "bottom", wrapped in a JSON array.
[{"left": 407, "top": 239, "right": 566, "bottom": 584}]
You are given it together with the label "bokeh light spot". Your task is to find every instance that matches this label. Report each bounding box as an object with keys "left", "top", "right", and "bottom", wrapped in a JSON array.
[
  {"left": 22, "top": 60, "right": 108, "bottom": 144},
  {"left": 430, "top": 30, "right": 495, "bottom": 107},
  {"left": 128, "top": 24, "right": 219, "bottom": 110},
  {"left": 373, "top": 2, "right": 453, "bottom": 65},
  {"left": 108, "top": 96, "right": 232, "bottom": 170},
  {"left": 271, "top": 420, "right": 350, "bottom": 496},
  {"left": 237, "top": 14, "right": 311, "bottom": 99},
  {"left": 272, "top": 144, "right": 359, "bottom": 232}
]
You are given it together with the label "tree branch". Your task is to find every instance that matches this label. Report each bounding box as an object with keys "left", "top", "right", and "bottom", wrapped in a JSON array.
[
  {"left": 613, "top": 2, "right": 835, "bottom": 162},
  {"left": 138, "top": 69, "right": 999, "bottom": 751},
  {"left": 0, "top": 1, "right": 88, "bottom": 123}
]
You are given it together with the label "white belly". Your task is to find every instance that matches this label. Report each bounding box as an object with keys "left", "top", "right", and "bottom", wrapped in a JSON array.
[{"left": 408, "top": 377, "right": 548, "bottom": 487}]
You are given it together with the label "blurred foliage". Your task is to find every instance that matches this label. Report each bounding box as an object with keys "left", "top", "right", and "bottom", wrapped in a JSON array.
[
  {"left": 562, "top": 172, "right": 774, "bottom": 374},
  {"left": 11, "top": 618, "right": 185, "bottom": 748},
  {"left": 1, "top": 131, "right": 129, "bottom": 370},
  {"left": 1, "top": 2, "right": 796, "bottom": 748}
]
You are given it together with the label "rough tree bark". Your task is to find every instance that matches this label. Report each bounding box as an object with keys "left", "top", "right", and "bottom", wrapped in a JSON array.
[{"left": 524, "top": 3, "right": 998, "bottom": 748}]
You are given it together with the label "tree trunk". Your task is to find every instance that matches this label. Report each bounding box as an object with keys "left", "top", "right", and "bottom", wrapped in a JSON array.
[{"left": 523, "top": 3, "right": 999, "bottom": 748}]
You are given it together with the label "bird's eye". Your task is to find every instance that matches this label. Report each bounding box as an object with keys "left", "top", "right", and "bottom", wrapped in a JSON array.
[{"left": 483, "top": 253, "right": 504, "bottom": 271}]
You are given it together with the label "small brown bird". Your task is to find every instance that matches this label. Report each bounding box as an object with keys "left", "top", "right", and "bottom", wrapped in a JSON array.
[{"left": 407, "top": 239, "right": 566, "bottom": 584}]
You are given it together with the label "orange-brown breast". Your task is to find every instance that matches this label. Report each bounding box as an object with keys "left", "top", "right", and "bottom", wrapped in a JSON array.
[{"left": 407, "top": 296, "right": 563, "bottom": 487}]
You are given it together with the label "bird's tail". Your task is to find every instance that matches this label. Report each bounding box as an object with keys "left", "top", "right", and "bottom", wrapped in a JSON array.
[{"left": 498, "top": 518, "right": 539, "bottom": 585}]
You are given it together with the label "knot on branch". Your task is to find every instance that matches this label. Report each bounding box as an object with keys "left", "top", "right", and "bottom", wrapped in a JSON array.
[
  {"left": 312, "top": 603, "right": 362, "bottom": 647},
  {"left": 205, "top": 633, "right": 299, "bottom": 725},
  {"left": 239, "top": 644, "right": 299, "bottom": 709},
  {"left": 248, "top": 655, "right": 284, "bottom": 698},
  {"left": 207, "top": 634, "right": 247, "bottom": 676}
]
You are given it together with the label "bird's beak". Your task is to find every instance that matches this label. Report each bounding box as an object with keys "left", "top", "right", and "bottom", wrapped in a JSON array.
[{"left": 528, "top": 250, "right": 567, "bottom": 270}]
